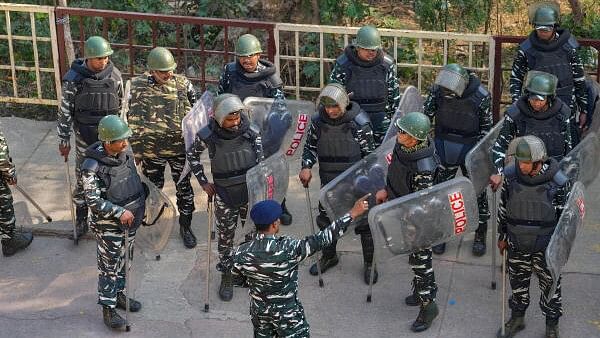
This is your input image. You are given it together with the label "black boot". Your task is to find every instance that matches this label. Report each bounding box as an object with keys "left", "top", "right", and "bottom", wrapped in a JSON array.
[
  {"left": 546, "top": 317, "right": 559, "bottom": 338},
  {"left": 102, "top": 306, "right": 126, "bottom": 329},
  {"left": 361, "top": 233, "right": 378, "bottom": 284},
  {"left": 179, "top": 214, "right": 197, "bottom": 249},
  {"left": 432, "top": 243, "right": 446, "bottom": 255},
  {"left": 279, "top": 199, "right": 292, "bottom": 226},
  {"left": 472, "top": 230, "right": 487, "bottom": 256},
  {"left": 309, "top": 240, "right": 338, "bottom": 275},
  {"left": 219, "top": 272, "right": 233, "bottom": 301},
  {"left": 116, "top": 292, "right": 142, "bottom": 312},
  {"left": 497, "top": 314, "right": 525, "bottom": 338},
  {"left": 411, "top": 300, "right": 439, "bottom": 332},
  {"left": 405, "top": 280, "right": 421, "bottom": 306},
  {"left": 1, "top": 229, "right": 33, "bottom": 257},
  {"left": 364, "top": 264, "right": 378, "bottom": 285}
]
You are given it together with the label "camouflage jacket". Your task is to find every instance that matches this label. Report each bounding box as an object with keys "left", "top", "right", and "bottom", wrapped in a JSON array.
[
  {"left": 128, "top": 73, "right": 197, "bottom": 159},
  {"left": 217, "top": 61, "right": 285, "bottom": 100},
  {"left": 232, "top": 213, "right": 352, "bottom": 307},
  {"left": 0, "top": 131, "right": 15, "bottom": 181}
]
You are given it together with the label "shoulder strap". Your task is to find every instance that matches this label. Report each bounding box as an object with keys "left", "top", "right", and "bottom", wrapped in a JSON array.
[
  {"left": 552, "top": 170, "right": 568, "bottom": 187},
  {"left": 354, "top": 110, "right": 370, "bottom": 127}
]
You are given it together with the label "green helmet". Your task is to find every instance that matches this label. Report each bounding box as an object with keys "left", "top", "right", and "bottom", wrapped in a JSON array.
[
  {"left": 514, "top": 135, "right": 547, "bottom": 162},
  {"left": 235, "top": 34, "right": 262, "bottom": 57},
  {"left": 147, "top": 47, "right": 177, "bottom": 71},
  {"left": 530, "top": 3, "right": 560, "bottom": 26},
  {"left": 395, "top": 111, "right": 431, "bottom": 141},
  {"left": 98, "top": 115, "right": 131, "bottom": 142},
  {"left": 355, "top": 25, "right": 381, "bottom": 50},
  {"left": 214, "top": 94, "right": 245, "bottom": 125},
  {"left": 84, "top": 36, "right": 113, "bottom": 59},
  {"left": 524, "top": 71, "right": 558, "bottom": 96},
  {"left": 435, "top": 63, "right": 470, "bottom": 96}
]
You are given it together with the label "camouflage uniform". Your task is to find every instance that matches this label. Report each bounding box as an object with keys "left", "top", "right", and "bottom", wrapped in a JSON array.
[
  {"left": 187, "top": 116, "right": 263, "bottom": 273},
  {"left": 423, "top": 76, "right": 492, "bottom": 240},
  {"left": 232, "top": 213, "right": 353, "bottom": 337},
  {"left": 0, "top": 131, "right": 16, "bottom": 239},
  {"left": 217, "top": 61, "right": 285, "bottom": 101},
  {"left": 57, "top": 59, "right": 123, "bottom": 220},
  {"left": 128, "top": 73, "right": 196, "bottom": 217},
  {"left": 329, "top": 46, "right": 400, "bottom": 146}
]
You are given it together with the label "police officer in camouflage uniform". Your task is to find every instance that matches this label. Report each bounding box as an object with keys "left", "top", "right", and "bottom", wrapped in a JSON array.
[
  {"left": 128, "top": 47, "right": 197, "bottom": 249},
  {"left": 490, "top": 71, "right": 571, "bottom": 191},
  {"left": 232, "top": 196, "right": 370, "bottom": 338},
  {"left": 57, "top": 36, "right": 123, "bottom": 239},
  {"left": 299, "top": 83, "right": 377, "bottom": 284},
  {"left": 496, "top": 136, "right": 569, "bottom": 338},
  {"left": 329, "top": 25, "right": 400, "bottom": 146},
  {"left": 0, "top": 131, "right": 33, "bottom": 256},
  {"left": 187, "top": 94, "right": 263, "bottom": 302},
  {"left": 81, "top": 115, "right": 145, "bottom": 330},
  {"left": 423, "top": 63, "right": 492, "bottom": 256},
  {"left": 509, "top": 2, "right": 587, "bottom": 145},
  {"left": 217, "top": 33, "right": 293, "bottom": 225},
  {"left": 375, "top": 112, "right": 440, "bottom": 333}
]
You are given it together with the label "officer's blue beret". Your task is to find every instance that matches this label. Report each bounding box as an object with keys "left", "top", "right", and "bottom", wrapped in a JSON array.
[{"left": 250, "top": 200, "right": 282, "bottom": 225}]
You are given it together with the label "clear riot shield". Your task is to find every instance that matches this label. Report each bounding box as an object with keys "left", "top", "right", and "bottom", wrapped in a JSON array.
[
  {"left": 368, "top": 176, "right": 478, "bottom": 259},
  {"left": 179, "top": 91, "right": 214, "bottom": 184},
  {"left": 559, "top": 132, "right": 600, "bottom": 187},
  {"left": 136, "top": 173, "right": 177, "bottom": 254},
  {"left": 586, "top": 80, "right": 600, "bottom": 135},
  {"left": 545, "top": 181, "right": 585, "bottom": 297},
  {"left": 383, "top": 86, "right": 423, "bottom": 142},
  {"left": 244, "top": 97, "right": 315, "bottom": 160},
  {"left": 465, "top": 117, "right": 505, "bottom": 195},
  {"left": 319, "top": 137, "right": 396, "bottom": 227},
  {"left": 121, "top": 79, "right": 131, "bottom": 123},
  {"left": 246, "top": 150, "right": 290, "bottom": 217}
]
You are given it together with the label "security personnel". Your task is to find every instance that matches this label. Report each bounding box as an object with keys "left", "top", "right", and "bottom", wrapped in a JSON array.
[
  {"left": 375, "top": 112, "right": 439, "bottom": 332},
  {"left": 423, "top": 63, "right": 492, "bottom": 255},
  {"left": 129, "top": 47, "right": 197, "bottom": 249},
  {"left": 0, "top": 131, "right": 33, "bottom": 256},
  {"left": 490, "top": 71, "right": 571, "bottom": 191},
  {"left": 81, "top": 115, "right": 145, "bottom": 330},
  {"left": 299, "top": 83, "right": 376, "bottom": 284},
  {"left": 217, "top": 34, "right": 292, "bottom": 225},
  {"left": 496, "top": 136, "right": 569, "bottom": 338},
  {"left": 57, "top": 36, "right": 123, "bottom": 239},
  {"left": 509, "top": 2, "right": 587, "bottom": 144},
  {"left": 232, "top": 197, "right": 370, "bottom": 338},
  {"left": 186, "top": 94, "right": 263, "bottom": 302},
  {"left": 329, "top": 25, "right": 400, "bottom": 146}
]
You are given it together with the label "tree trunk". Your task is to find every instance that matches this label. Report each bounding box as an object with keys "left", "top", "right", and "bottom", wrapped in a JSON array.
[
  {"left": 57, "top": 0, "right": 75, "bottom": 64},
  {"left": 568, "top": 0, "right": 584, "bottom": 25},
  {"left": 311, "top": 0, "right": 320, "bottom": 25}
]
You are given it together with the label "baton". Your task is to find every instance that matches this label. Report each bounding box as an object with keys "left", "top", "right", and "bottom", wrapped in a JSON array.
[
  {"left": 124, "top": 228, "right": 131, "bottom": 332},
  {"left": 65, "top": 159, "right": 78, "bottom": 244},
  {"left": 14, "top": 184, "right": 52, "bottom": 222},
  {"left": 490, "top": 187, "right": 497, "bottom": 290},
  {"left": 204, "top": 196, "right": 214, "bottom": 312},
  {"left": 501, "top": 250, "right": 507, "bottom": 336},
  {"left": 304, "top": 187, "right": 324, "bottom": 287}
]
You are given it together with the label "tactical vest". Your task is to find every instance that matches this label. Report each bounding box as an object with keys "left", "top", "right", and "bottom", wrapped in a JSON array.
[
  {"left": 82, "top": 144, "right": 146, "bottom": 229},
  {"left": 314, "top": 106, "right": 370, "bottom": 185},
  {"left": 72, "top": 69, "right": 122, "bottom": 145},
  {"left": 199, "top": 124, "right": 259, "bottom": 207},
  {"left": 129, "top": 74, "right": 192, "bottom": 156},
  {"left": 387, "top": 140, "right": 438, "bottom": 199},
  {"left": 507, "top": 99, "right": 570, "bottom": 160},
  {"left": 338, "top": 47, "right": 394, "bottom": 113},
  {"left": 226, "top": 61, "right": 283, "bottom": 101},
  {"left": 504, "top": 160, "right": 567, "bottom": 253},
  {"left": 521, "top": 31, "right": 578, "bottom": 108}
]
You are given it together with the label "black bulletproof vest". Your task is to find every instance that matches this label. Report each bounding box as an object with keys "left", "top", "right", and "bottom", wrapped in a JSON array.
[
  {"left": 507, "top": 98, "right": 570, "bottom": 160},
  {"left": 521, "top": 29, "right": 578, "bottom": 107},
  {"left": 387, "top": 140, "right": 437, "bottom": 199},
  {"left": 339, "top": 46, "right": 393, "bottom": 112},
  {"left": 226, "top": 60, "right": 280, "bottom": 101}
]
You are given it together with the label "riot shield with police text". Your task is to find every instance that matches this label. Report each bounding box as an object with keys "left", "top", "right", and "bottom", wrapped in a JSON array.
[
  {"left": 179, "top": 91, "right": 214, "bottom": 184},
  {"left": 558, "top": 132, "right": 600, "bottom": 187},
  {"left": 383, "top": 86, "right": 423, "bottom": 142},
  {"left": 246, "top": 150, "right": 290, "bottom": 218},
  {"left": 368, "top": 177, "right": 477, "bottom": 259},
  {"left": 136, "top": 173, "right": 177, "bottom": 254},
  {"left": 545, "top": 181, "right": 585, "bottom": 297},
  {"left": 244, "top": 97, "right": 315, "bottom": 160},
  {"left": 465, "top": 117, "right": 504, "bottom": 195},
  {"left": 319, "top": 137, "right": 396, "bottom": 227}
]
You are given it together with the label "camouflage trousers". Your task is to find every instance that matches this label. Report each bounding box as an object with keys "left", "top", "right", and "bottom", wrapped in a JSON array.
[
  {"left": 367, "top": 111, "right": 391, "bottom": 147},
  {"left": 0, "top": 180, "right": 15, "bottom": 239},
  {"left": 215, "top": 193, "right": 248, "bottom": 272},
  {"left": 250, "top": 299, "right": 309, "bottom": 338},
  {"left": 141, "top": 154, "right": 195, "bottom": 216},
  {"left": 72, "top": 133, "right": 90, "bottom": 213},
  {"left": 506, "top": 244, "right": 562, "bottom": 319},
  {"left": 409, "top": 248, "right": 437, "bottom": 302},
  {"left": 437, "top": 163, "right": 490, "bottom": 234},
  {"left": 90, "top": 221, "right": 136, "bottom": 308}
]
